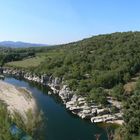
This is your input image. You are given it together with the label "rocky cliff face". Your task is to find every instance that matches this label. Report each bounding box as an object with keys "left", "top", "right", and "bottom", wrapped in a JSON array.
[{"left": 3, "top": 67, "right": 124, "bottom": 125}]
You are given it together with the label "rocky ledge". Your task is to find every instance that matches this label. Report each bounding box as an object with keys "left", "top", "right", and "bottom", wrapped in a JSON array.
[{"left": 3, "top": 67, "right": 124, "bottom": 125}]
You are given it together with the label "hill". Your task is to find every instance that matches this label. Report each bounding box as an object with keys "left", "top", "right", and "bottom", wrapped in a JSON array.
[
  {"left": 35, "top": 32, "right": 140, "bottom": 90},
  {"left": 0, "top": 41, "right": 47, "bottom": 48}
]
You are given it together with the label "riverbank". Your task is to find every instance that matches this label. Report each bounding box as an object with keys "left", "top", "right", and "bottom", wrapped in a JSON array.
[
  {"left": 0, "top": 80, "right": 38, "bottom": 124},
  {"left": 2, "top": 67, "right": 124, "bottom": 125}
]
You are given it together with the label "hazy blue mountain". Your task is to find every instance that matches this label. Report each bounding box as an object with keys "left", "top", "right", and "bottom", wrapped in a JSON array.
[{"left": 0, "top": 41, "right": 47, "bottom": 48}]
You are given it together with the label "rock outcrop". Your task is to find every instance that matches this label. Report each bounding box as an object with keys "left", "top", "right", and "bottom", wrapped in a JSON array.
[{"left": 3, "top": 67, "right": 124, "bottom": 125}]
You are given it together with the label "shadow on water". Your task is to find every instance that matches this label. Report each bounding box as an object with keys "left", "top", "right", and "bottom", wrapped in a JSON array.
[{"left": 4, "top": 76, "right": 110, "bottom": 140}]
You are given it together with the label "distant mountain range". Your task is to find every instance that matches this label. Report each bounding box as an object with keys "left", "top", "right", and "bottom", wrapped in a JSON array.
[{"left": 0, "top": 41, "right": 47, "bottom": 48}]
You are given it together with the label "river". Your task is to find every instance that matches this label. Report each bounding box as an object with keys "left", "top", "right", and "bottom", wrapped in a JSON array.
[{"left": 4, "top": 77, "right": 108, "bottom": 140}]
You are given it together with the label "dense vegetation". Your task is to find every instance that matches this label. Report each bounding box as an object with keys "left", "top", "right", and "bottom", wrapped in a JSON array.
[
  {"left": 0, "top": 103, "right": 15, "bottom": 140},
  {"left": 32, "top": 32, "right": 140, "bottom": 102},
  {"left": 2, "top": 31, "right": 140, "bottom": 139},
  {"left": 114, "top": 82, "right": 140, "bottom": 140}
]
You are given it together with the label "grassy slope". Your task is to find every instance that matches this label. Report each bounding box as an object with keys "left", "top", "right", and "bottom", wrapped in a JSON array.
[
  {"left": 5, "top": 49, "right": 65, "bottom": 69},
  {"left": 5, "top": 53, "right": 46, "bottom": 68}
]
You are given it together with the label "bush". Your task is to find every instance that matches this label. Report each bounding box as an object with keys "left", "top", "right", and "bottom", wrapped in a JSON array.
[
  {"left": 89, "top": 88, "right": 108, "bottom": 105},
  {"left": 112, "top": 83, "right": 124, "bottom": 100}
]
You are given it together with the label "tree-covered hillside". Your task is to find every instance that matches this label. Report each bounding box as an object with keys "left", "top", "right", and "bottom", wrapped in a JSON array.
[{"left": 32, "top": 32, "right": 140, "bottom": 96}]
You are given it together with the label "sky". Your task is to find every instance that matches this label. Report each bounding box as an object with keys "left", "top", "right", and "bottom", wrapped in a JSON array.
[{"left": 0, "top": 0, "right": 140, "bottom": 44}]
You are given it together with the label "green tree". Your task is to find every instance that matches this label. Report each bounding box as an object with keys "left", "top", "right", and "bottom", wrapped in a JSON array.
[
  {"left": 112, "top": 83, "right": 124, "bottom": 100},
  {"left": 89, "top": 88, "right": 108, "bottom": 105}
]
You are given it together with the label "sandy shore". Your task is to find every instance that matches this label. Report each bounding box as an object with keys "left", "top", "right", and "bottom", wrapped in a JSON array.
[{"left": 0, "top": 80, "right": 37, "bottom": 123}]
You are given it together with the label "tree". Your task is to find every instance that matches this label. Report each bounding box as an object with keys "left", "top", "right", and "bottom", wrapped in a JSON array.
[
  {"left": 112, "top": 83, "right": 124, "bottom": 100},
  {"left": 89, "top": 88, "right": 108, "bottom": 105},
  {"left": 114, "top": 91, "right": 140, "bottom": 140},
  {"left": 123, "top": 91, "right": 140, "bottom": 135}
]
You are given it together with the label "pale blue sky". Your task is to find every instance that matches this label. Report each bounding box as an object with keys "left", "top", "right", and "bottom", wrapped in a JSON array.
[{"left": 0, "top": 0, "right": 140, "bottom": 44}]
